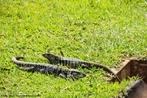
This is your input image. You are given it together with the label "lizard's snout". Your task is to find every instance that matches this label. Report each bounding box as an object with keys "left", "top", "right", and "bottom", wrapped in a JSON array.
[{"left": 71, "top": 70, "right": 86, "bottom": 78}]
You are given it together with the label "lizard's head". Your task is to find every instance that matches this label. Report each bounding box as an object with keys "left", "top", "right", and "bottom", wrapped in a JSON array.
[
  {"left": 70, "top": 69, "right": 86, "bottom": 79},
  {"left": 42, "top": 53, "right": 60, "bottom": 64}
]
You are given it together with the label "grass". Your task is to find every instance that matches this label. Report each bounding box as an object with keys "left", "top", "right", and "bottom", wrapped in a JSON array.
[{"left": 0, "top": 0, "right": 147, "bottom": 97}]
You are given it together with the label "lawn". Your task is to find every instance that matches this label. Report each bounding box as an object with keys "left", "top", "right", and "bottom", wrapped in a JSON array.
[{"left": 0, "top": 0, "right": 147, "bottom": 97}]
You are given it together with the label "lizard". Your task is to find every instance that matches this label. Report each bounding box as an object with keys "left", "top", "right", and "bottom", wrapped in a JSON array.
[
  {"left": 42, "top": 53, "right": 120, "bottom": 82},
  {"left": 12, "top": 56, "right": 86, "bottom": 80}
]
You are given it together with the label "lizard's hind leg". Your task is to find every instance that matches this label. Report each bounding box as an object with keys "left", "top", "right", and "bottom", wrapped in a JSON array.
[{"left": 17, "top": 66, "right": 34, "bottom": 72}]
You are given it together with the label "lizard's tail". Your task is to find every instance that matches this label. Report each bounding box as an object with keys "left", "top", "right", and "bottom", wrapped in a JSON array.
[{"left": 12, "top": 56, "right": 24, "bottom": 64}]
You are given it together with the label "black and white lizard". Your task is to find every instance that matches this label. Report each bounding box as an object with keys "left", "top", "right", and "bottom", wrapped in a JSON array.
[
  {"left": 42, "top": 53, "right": 120, "bottom": 82},
  {"left": 12, "top": 56, "right": 86, "bottom": 80}
]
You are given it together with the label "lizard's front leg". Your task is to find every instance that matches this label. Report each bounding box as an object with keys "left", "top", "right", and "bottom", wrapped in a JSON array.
[{"left": 59, "top": 73, "right": 67, "bottom": 79}]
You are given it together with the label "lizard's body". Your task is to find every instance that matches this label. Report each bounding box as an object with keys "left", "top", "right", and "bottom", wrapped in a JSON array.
[
  {"left": 42, "top": 53, "right": 120, "bottom": 82},
  {"left": 12, "top": 56, "right": 86, "bottom": 80}
]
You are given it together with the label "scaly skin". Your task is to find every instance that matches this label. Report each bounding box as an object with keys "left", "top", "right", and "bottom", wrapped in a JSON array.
[
  {"left": 42, "top": 53, "right": 120, "bottom": 82},
  {"left": 12, "top": 56, "right": 86, "bottom": 80}
]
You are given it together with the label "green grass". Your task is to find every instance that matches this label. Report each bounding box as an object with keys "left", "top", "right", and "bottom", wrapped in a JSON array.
[{"left": 0, "top": 0, "right": 147, "bottom": 97}]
